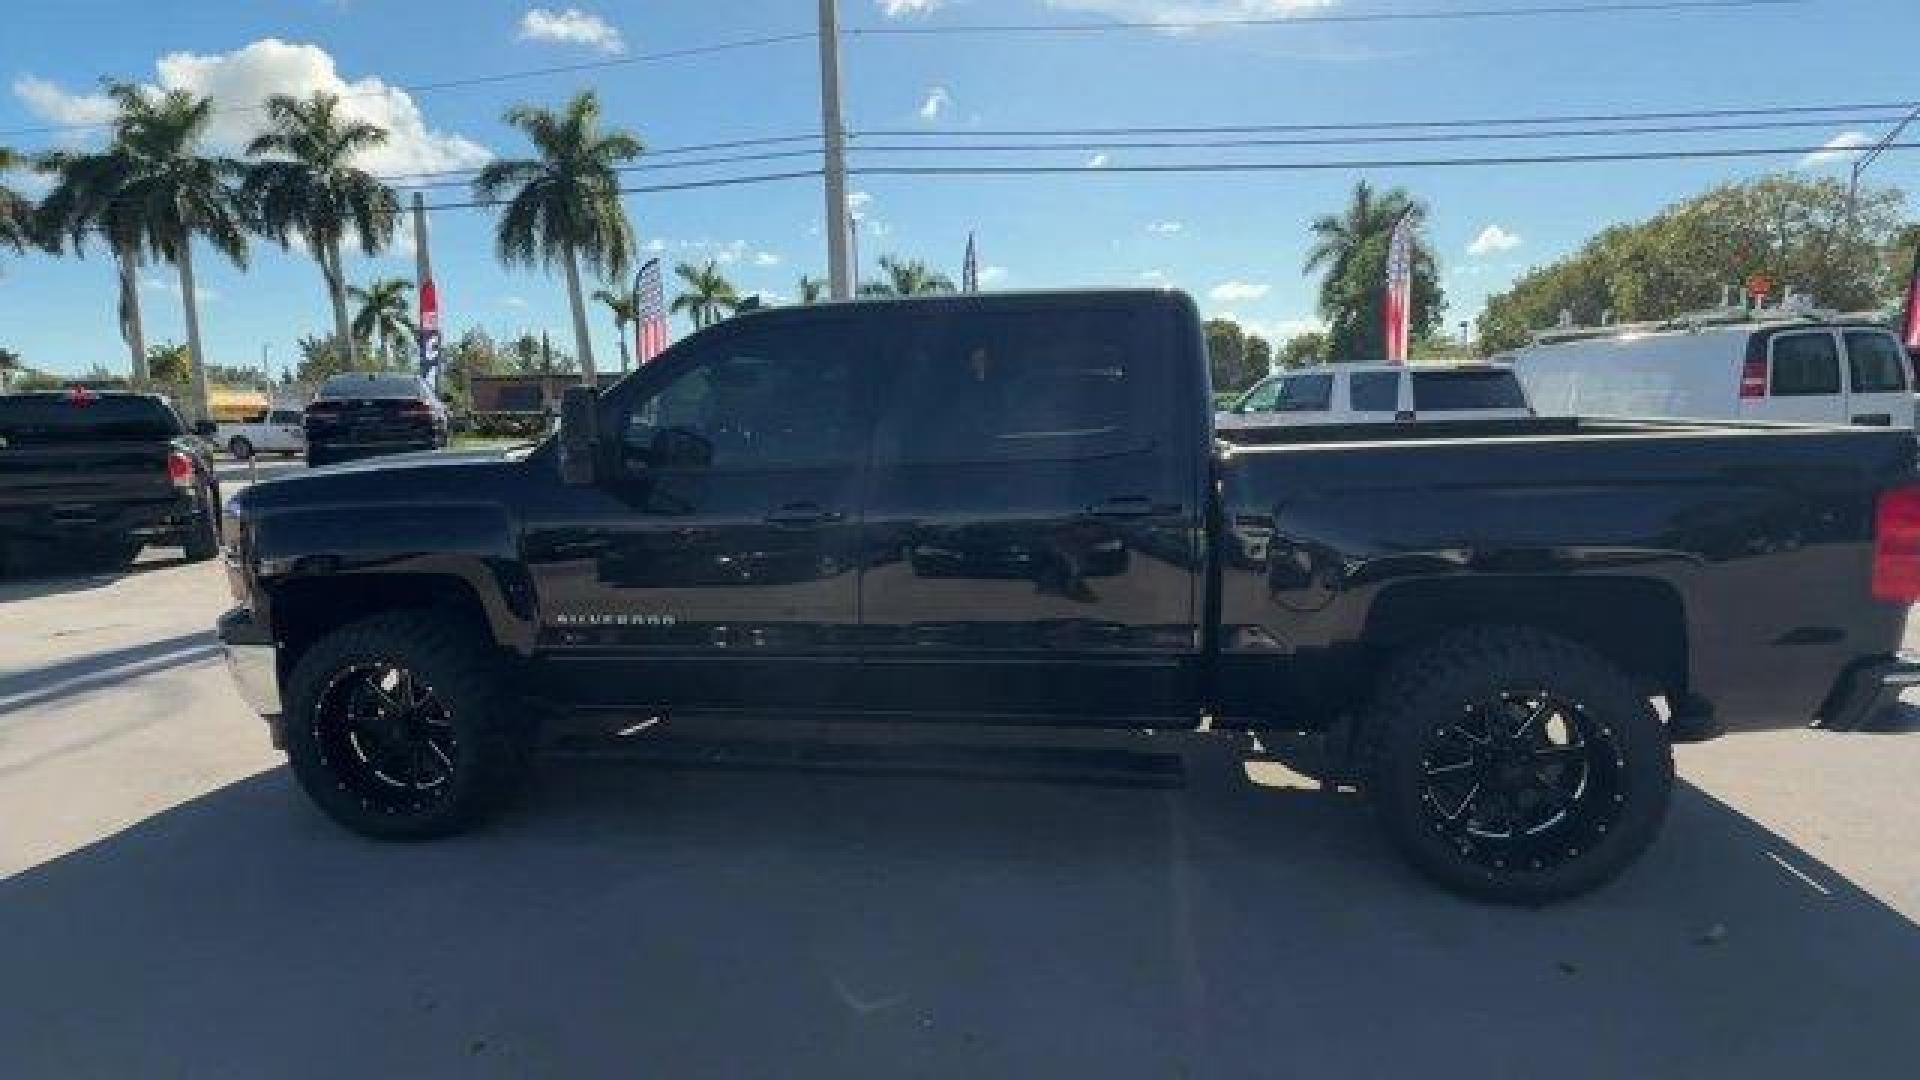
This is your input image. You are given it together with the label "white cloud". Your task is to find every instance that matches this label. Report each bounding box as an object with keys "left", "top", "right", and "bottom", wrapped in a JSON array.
[
  {"left": 1138, "top": 269, "right": 1166, "bottom": 281},
  {"left": 1086, "top": 152, "right": 1110, "bottom": 168},
  {"left": 979, "top": 265, "right": 1007, "bottom": 284},
  {"left": 1216, "top": 312, "right": 1323, "bottom": 341},
  {"left": 641, "top": 237, "right": 666, "bottom": 254},
  {"left": 1146, "top": 219, "right": 1183, "bottom": 234},
  {"left": 15, "top": 40, "right": 492, "bottom": 176},
  {"left": 1209, "top": 279, "right": 1270, "bottom": 302},
  {"left": 880, "top": 0, "right": 943, "bottom": 15},
  {"left": 1800, "top": 130, "right": 1873, "bottom": 167},
  {"left": 140, "top": 275, "right": 219, "bottom": 302},
  {"left": 501, "top": 295, "right": 528, "bottom": 309},
  {"left": 1466, "top": 225, "right": 1522, "bottom": 256},
  {"left": 518, "top": 8, "right": 627, "bottom": 54},
  {"left": 1046, "top": 0, "right": 1333, "bottom": 25},
  {"left": 919, "top": 86, "right": 952, "bottom": 121},
  {"left": 753, "top": 250, "right": 782, "bottom": 267}
]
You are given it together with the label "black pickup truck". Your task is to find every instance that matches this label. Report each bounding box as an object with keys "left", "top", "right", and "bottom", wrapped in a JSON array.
[
  {"left": 217, "top": 290, "right": 1920, "bottom": 902},
  {"left": 0, "top": 389, "right": 221, "bottom": 572}
]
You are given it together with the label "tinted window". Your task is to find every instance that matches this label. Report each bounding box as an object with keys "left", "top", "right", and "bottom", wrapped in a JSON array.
[
  {"left": 1845, "top": 331, "right": 1908, "bottom": 394},
  {"left": 0, "top": 395, "right": 183, "bottom": 444},
  {"left": 269, "top": 410, "right": 303, "bottom": 424},
  {"left": 1350, "top": 371, "right": 1402, "bottom": 412},
  {"left": 318, "top": 374, "right": 426, "bottom": 400},
  {"left": 1411, "top": 370, "right": 1528, "bottom": 411},
  {"left": 621, "top": 325, "right": 858, "bottom": 470},
  {"left": 1770, "top": 333, "right": 1841, "bottom": 396},
  {"left": 878, "top": 310, "right": 1149, "bottom": 462},
  {"left": 1273, "top": 372, "right": 1333, "bottom": 412},
  {"left": 1236, "top": 376, "right": 1282, "bottom": 413}
]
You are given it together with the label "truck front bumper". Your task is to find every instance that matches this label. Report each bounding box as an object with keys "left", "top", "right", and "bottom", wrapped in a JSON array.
[
  {"left": 1816, "top": 653, "right": 1920, "bottom": 731},
  {"left": 217, "top": 607, "right": 283, "bottom": 735}
]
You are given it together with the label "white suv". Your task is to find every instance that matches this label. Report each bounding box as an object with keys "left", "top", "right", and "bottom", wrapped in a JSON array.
[{"left": 1217, "top": 363, "right": 1532, "bottom": 430}]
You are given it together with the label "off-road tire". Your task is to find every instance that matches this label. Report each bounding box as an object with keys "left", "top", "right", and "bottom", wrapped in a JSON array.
[{"left": 1364, "top": 627, "right": 1673, "bottom": 905}]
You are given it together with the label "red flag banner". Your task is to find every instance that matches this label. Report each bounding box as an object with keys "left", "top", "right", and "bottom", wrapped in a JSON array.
[
  {"left": 635, "top": 258, "right": 669, "bottom": 363},
  {"left": 418, "top": 278, "right": 441, "bottom": 377},
  {"left": 1383, "top": 211, "right": 1415, "bottom": 364},
  {"left": 1901, "top": 245, "right": 1920, "bottom": 352}
]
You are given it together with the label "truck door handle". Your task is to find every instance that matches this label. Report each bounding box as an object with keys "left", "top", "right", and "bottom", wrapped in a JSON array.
[
  {"left": 764, "top": 503, "right": 843, "bottom": 527},
  {"left": 1086, "top": 497, "right": 1175, "bottom": 518}
]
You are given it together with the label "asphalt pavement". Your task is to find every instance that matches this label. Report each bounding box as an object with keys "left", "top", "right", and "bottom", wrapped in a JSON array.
[{"left": 1, "top": 511, "right": 1917, "bottom": 1078}]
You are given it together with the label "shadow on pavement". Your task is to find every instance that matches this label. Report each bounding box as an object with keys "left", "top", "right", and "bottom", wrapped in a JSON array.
[
  {"left": 0, "top": 749, "right": 1913, "bottom": 1079},
  {"left": 0, "top": 551, "right": 195, "bottom": 604},
  {"left": 0, "top": 630, "right": 219, "bottom": 715}
]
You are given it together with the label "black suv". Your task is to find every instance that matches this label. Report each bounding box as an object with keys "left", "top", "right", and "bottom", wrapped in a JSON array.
[{"left": 303, "top": 373, "right": 448, "bottom": 468}]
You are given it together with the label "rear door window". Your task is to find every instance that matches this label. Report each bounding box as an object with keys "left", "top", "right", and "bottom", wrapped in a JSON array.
[
  {"left": 1844, "top": 331, "right": 1909, "bottom": 393},
  {"left": 1769, "top": 332, "right": 1842, "bottom": 396},
  {"left": 1235, "top": 376, "right": 1283, "bottom": 413},
  {"left": 1349, "top": 371, "right": 1402, "bottom": 412},
  {"left": 1410, "top": 370, "right": 1528, "bottom": 411},
  {"left": 1273, "top": 372, "right": 1333, "bottom": 412},
  {"left": 0, "top": 395, "right": 183, "bottom": 444}
]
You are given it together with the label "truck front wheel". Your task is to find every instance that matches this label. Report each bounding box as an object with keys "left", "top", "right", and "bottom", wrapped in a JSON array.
[
  {"left": 1363, "top": 627, "right": 1673, "bottom": 904},
  {"left": 283, "top": 612, "right": 529, "bottom": 840}
]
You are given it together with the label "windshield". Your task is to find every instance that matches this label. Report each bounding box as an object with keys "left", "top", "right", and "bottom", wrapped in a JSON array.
[{"left": 0, "top": 394, "right": 184, "bottom": 444}]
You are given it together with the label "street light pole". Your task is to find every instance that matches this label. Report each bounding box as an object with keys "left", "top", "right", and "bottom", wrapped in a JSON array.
[{"left": 818, "top": 0, "right": 853, "bottom": 300}]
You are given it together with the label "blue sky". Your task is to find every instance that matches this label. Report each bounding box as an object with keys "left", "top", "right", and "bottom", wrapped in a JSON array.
[{"left": 1, "top": 0, "right": 1916, "bottom": 377}]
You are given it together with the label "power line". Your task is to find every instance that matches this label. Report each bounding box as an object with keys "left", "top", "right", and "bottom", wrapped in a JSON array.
[
  {"left": 410, "top": 168, "right": 825, "bottom": 212},
  {"left": 847, "top": 0, "right": 1804, "bottom": 36},
  {"left": 387, "top": 147, "right": 824, "bottom": 190},
  {"left": 0, "top": 31, "right": 817, "bottom": 141},
  {"left": 854, "top": 100, "right": 1916, "bottom": 140},
  {"left": 845, "top": 115, "right": 1919, "bottom": 155},
  {"left": 849, "top": 141, "right": 1920, "bottom": 176}
]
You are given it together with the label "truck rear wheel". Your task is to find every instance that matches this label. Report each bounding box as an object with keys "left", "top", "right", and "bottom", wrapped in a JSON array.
[
  {"left": 284, "top": 612, "right": 529, "bottom": 840},
  {"left": 1363, "top": 627, "right": 1672, "bottom": 904}
]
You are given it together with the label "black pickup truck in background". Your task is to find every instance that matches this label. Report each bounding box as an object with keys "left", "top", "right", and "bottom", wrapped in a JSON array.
[
  {"left": 217, "top": 290, "right": 1920, "bottom": 903},
  {"left": 0, "top": 390, "right": 221, "bottom": 573}
]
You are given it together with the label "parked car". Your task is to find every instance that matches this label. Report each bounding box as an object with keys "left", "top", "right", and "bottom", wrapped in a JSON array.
[
  {"left": 303, "top": 373, "right": 448, "bottom": 467},
  {"left": 218, "top": 290, "right": 1920, "bottom": 904},
  {"left": 1501, "top": 318, "right": 1915, "bottom": 433},
  {"left": 217, "top": 407, "right": 306, "bottom": 460},
  {"left": 0, "top": 389, "right": 221, "bottom": 571},
  {"left": 1216, "top": 363, "right": 1531, "bottom": 430}
]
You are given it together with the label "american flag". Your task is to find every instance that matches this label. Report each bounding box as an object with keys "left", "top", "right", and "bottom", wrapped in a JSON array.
[
  {"left": 1382, "top": 210, "right": 1415, "bottom": 365},
  {"left": 635, "top": 258, "right": 670, "bottom": 363}
]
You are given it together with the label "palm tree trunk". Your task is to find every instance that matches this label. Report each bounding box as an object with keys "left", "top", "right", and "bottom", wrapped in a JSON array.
[
  {"left": 562, "top": 241, "right": 596, "bottom": 384},
  {"left": 323, "top": 239, "right": 359, "bottom": 369},
  {"left": 177, "top": 239, "right": 212, "bottom": 424},
  {"left": 116, "top": 241, "right": 148, "bottom": 382}
]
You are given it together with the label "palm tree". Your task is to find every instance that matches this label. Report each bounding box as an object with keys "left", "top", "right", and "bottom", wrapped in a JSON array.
[
  {"left": 34, "top": 143, "right": 154, "bottom": 380},
  {"left": 670, "top": 260, "right": 739, "bottom": 329},
  {"left": 1302, "top": 180, "right": 1421, "bottom": 317},
  {"left": 349, "top": 277, "right": 415, "bottom": 366},
  {"left": 592, "top": 285, "right": 638, "bottom": 370},
  {"left": 797, "top": 274, "right": 826, "bottom": 304},
  {"left": 0, "top": 146, "right": 33, "bottom": 253},
  {"left": 0, "top": 346, "right": 22, "bottom": 391},
  {"left": 244, "top": 92, "right": 398, "bottom": 372},
  {"left": 93, "top": 82, "right": 250, "bottom": 420},
  {"left": 473, "top": 90, "right": 642, "bottom": 383},
  {"left": 859, "top": 255, "right": 955, "bottom": 297}
]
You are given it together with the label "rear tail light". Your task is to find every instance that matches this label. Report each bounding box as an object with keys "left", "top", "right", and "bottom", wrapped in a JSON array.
[
  {"left": 165, "top": 451, "right": 195, "bottom": 488},
  {"left": 398, "top": 401, "right": 434, "bottom": 417},
  {"left": 1872, "top": 483, "right": 1920, "bottom": 602},
  {"left": 1740, "top": 337, "right": 1769, "bottom": 399}
]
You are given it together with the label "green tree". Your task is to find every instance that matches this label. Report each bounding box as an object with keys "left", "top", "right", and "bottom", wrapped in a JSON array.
[
  {"left": 797, "top": 274, "right": 826, "bottom": 304},
  {"left": 671, "top": 260, "right": 739, "bottom": 329},
  {"left": 1880, "top": 221, "right": 1920, "bottom": 312},
  {"left": 592, "top": 285, "right": 638, "bottom": 371},
  {"left": 1478, "top": 175, "right": 1908, "bottom": 353},
  {"left": 94, "top": 82, "right": 251, "bottom": 421},
  {"left": 473, "top": 90, "right": 642, "bottom": 383},
  {"left": 860, "top": 255, "right": 955, "bottom": 297},
  {"left": 442, "top": 327, "right": 504, "bottom": 412},
  {"left": 506, "top": 331, "right": 578, "bottom": 376},
  {"left": 0, "top": 345, "right": 22, "bottom": 390},
  {"left": 0, "top": 146, "right": 31, "bottom": 253},
  {"left": 1203, "top": 318, "right": 1268, "bottom": 394},
  {"left": 294, "top": 333, "right": 356, "bottom": 383},
  {"left": 146, "top": 341, "right": 190, "bottom": 384},
  {"left": 349, "top": 277, "right": 416, "bottom": 366},
  {"left": 1279, "top": 331, "right": 1329, "bottom": 368},
  {"left": 35, "top": 141, "right": 155, "bottom": 380},
  {"left": 204, "top": 362, "right": 269, "bottom": 390},
  {"left": 1304, "top": 181, "right": 1443, "bottom": 360},
  {"left": 244, "top": 91, "right": 399, "bottom": 372}
]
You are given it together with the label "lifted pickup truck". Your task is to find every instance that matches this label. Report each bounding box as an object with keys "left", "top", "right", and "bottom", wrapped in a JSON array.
[
  {"left": 1, "top": 389, "right": 221, "bottom": 572},
  {"left": 218, "top": 291, "right": 1920, "bottom": 902}
]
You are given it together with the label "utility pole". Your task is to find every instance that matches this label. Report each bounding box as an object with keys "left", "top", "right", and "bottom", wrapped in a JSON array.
[
  {"left": 818, "top": 0, "right": 853, "bottom": 299},
  {"left": 413, "top": 191, "right": 441, "bottom": 384}
]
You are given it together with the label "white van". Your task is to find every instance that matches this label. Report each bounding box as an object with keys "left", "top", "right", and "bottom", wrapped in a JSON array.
[
  {"left": 1502, "top": 320, "right": 1914, "bottom": 433},
  {"left": 1216, "top": 363, "right": 1532, "bottom": 430}
]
